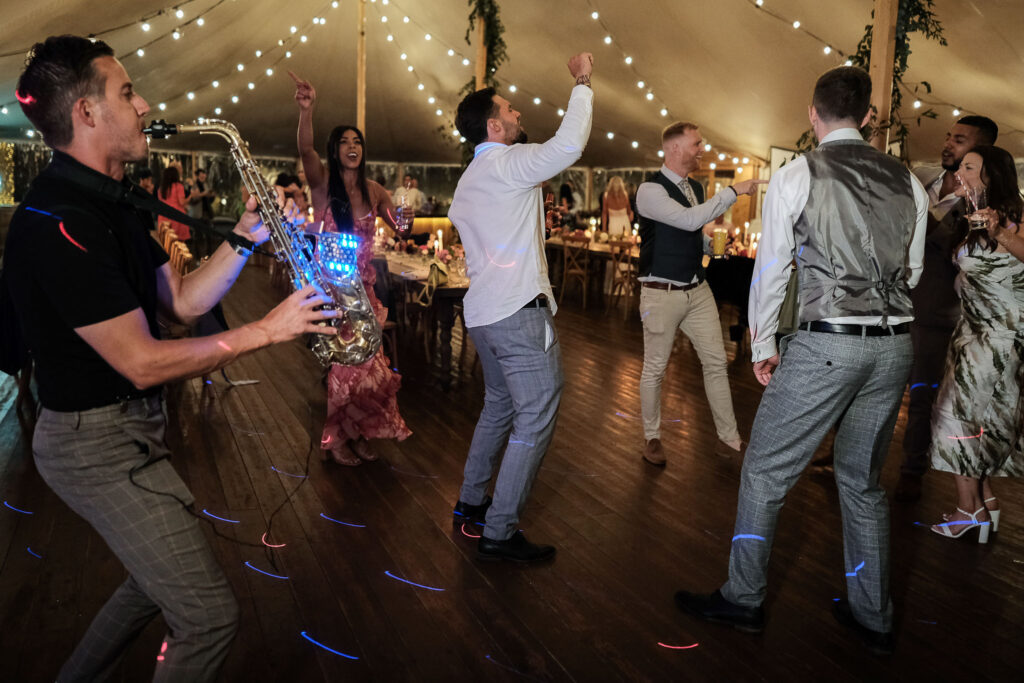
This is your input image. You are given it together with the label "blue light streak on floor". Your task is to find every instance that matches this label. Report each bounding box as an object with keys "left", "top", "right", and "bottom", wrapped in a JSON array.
[
  {"left": 270, "top": 466, "right": 307, "bottom": 479},
  {"left": 202, "top": 509, "right": 240, "bottom": 524},
  {"left": 384, "top": 570, "right": 445, "bottom": 592},
  {"left": 27, "top": 547, "right": 42, "bottom": 559},
  {"left": 319, "top": 513, "right": 366, "bottom": 528},
  {"left": 3, "top": 501, "right": 33, "bottom": 514},
  {"left": 732, "top": 534, "right": 766, "bottom": 542},
  {"left": 244, "top": 561, "right": 289, "bottom": 580},
  {"left": 845, "top": 561, "right": 865, "bottom": 577},
  {"left": 300, "top": 631, "right": 359, "bottom": 660}
]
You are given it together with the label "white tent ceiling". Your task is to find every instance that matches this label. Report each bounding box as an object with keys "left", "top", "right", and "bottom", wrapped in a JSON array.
[{"left": 2, "top": 0, "right": 1022, "bottom": 168}]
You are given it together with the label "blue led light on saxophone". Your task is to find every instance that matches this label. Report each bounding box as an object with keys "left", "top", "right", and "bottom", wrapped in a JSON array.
[{"left": 317, "top": 232, "right": 361, "bottom": 284}]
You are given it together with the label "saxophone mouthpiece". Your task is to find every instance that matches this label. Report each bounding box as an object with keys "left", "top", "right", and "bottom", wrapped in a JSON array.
[{"left": 143, "top": 119, "right": 178, "bottom": 139}]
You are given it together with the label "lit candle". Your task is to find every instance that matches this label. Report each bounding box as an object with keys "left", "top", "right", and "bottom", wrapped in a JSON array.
[
  {"left": 437, "top": 228, "right": 443, "bottom": 251},
  {"left": 433, "top": 239, "right": 439, "bottom": 252}
]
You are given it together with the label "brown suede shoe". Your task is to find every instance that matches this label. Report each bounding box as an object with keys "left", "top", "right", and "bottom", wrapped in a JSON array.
[{"left": 643, "top": 438, "right": 666, "bottom": 466}]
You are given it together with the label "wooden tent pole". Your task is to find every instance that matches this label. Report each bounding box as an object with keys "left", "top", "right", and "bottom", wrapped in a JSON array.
[
  {"left": 867, "top": 0, "right": 899, "bottom": 151},
  {"left": 474, "top": 19, "right": 486, "bottom": 90},
  {"left": 357, "top": 0, "right": 367, "bottom": 132}
]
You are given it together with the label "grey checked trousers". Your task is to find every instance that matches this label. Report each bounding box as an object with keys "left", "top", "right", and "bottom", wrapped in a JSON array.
[
  {"left": 33, "top": 395, "right": 238, "bottom": 683},
  {"left": 720, "top": 329, "right": 912, "bottom": 632},
  {"left": 460, "top": 306, "right": 564, "bottom": 541}
]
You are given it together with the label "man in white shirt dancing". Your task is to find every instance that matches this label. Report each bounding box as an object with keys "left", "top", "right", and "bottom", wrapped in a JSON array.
[{"left": 447, "top": 52, "right": 594, "bottom": 563}]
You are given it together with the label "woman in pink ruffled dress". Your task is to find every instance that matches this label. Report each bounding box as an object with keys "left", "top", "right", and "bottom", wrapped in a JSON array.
[{"left": 292, "top": 72, "right": 411, "bottom": 465}]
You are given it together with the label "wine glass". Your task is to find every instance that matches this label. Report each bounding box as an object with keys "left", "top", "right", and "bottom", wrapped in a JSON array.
[{"left": 392, "top": 199, "right": 414, "bottom": 237}]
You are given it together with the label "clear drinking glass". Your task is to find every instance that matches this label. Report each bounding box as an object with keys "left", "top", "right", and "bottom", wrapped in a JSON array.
[{"left": 966, "top": 187, "right": 988, "bottom": 231}]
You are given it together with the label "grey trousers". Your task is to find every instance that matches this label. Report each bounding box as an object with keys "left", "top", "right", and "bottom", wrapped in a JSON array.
[
  {"left": 901, "top": 323, "right": 955, "bottom": 476},
  {"left": 33, "top": 395, "right": 239, "bottom": 683},
  {"left": 720, "top": 329, "right": 912, "bottom": 633},
  {"left": 460, "top": 306, "right": 564, "bottom": 541}
]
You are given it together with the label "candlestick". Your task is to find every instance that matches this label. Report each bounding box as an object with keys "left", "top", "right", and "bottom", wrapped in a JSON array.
[{"left": 437, "top": 228, "right": 443, "bottom": 251}]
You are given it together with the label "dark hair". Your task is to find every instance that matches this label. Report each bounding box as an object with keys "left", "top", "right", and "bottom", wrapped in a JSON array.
[
  {"left": 274, "top": 172, "right": 293, "bottom": 187},
  {"left": 559, "top": 182, "right": 574, "bottom": 210},
  {"left": 136, "top": 167, "right": 153, "bottom": 182},
  {"left": 956, "top": 115, "right": 998, "bottom": 146},
  {"left": 195, "top": 167, "right": 207, "bottom": 175},
  {"left": 812, "top": 66, "right": 871, "bottom": 123},
  {"left": 325, "top": 125, "right": 370, "bottom": 232},
  {"left": 159, "top": 166, "right": 181, "bottom": 199},
  {"left": 455, "top": 87, "right": 498, "bottom": 146},
  {"left": 16, "top": 35, "right": 115, "bottom": 148},
  {"left": 661, "top": 121, "right": 698, "bottom": 143},
  {"left": 953, "top": 145, "right": 1023, "bottom": 257}
]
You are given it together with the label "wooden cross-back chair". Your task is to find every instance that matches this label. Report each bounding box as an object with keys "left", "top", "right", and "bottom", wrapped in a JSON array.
[
  {"left": 606, "top": 239, "right": 638, "bottom": 318},
  {"left": 558, "top": 234, "right": 592, "bottom": 309}
]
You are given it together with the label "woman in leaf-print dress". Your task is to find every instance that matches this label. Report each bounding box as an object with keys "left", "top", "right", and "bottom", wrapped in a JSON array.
[{"left": 929, "top": 146, "right": 1024, "bottom": 542}]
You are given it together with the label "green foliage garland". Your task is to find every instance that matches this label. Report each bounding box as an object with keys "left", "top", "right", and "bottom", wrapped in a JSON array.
[{"left": 795, "top": 0, "right": 946, "bottom": 160}]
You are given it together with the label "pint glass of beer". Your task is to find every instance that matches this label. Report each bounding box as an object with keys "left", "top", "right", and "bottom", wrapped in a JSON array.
[{"left": 712, "top": 227, "right": 728, "bottom": 258}]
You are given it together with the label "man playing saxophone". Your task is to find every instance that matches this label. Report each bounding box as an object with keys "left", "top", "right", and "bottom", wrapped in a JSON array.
[{"left": 4, "top": 36, "right": 337, "bottom": 682}]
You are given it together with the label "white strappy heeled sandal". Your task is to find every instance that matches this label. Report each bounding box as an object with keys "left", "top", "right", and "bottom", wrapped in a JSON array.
[{"left": 931, "top": 506, "right": 991, "bottom": 544}]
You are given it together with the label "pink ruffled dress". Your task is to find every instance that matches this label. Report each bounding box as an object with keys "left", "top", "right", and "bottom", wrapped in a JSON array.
[{"left": 320, "top": 209, "right": 411, "bottom": 448}]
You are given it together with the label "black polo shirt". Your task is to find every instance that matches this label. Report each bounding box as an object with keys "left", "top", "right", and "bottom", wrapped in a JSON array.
[{"left": 5, "top": 151, "right": 169, "bottom": 411}]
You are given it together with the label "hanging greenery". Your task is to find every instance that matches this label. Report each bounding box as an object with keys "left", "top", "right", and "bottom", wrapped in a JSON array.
[
  {"left": 795, "top": 0, "right": 946, "bottom": 160},
  {"left": 439, "top": 0, "right": 508, "bottom": 164}
]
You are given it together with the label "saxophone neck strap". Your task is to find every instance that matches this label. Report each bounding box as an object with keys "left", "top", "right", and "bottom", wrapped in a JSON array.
[{"left": 48, "top": 159, "right": 269, "bottom": 256}]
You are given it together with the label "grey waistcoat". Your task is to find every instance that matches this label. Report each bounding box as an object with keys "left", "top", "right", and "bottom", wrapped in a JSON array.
[{"left": 795, "top": 139, "right": 916, "bottom": 325}]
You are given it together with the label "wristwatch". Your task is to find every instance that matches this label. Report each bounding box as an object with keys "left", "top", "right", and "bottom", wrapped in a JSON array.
[{"left": 575, "top": 74, "right": 591, "bottom": 87}]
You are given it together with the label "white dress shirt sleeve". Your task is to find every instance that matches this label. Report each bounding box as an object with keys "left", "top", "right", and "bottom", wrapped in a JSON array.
[
  {"left": 748, "top": 158, "right": 808, "bottom": 363},
  {"left": 636, "top": 182, "right": 737, "bottom": 232},
  {"left": 906, "top": 172, "right": 929, "bottom": 288},
  {"left": 501, "top": 85, "right": 593, "bottom": 188}
]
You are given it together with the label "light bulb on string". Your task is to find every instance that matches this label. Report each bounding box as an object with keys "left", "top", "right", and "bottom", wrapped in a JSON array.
[
  {"left": 718, "top": 152, "right": 726, "bottom": 160},
  {"left": 631, "top": 141, "right": 639, "bottom": 149},
  {"left": 913, "top": 100, "right": 922, "bottom": 109},
  {"left": 824, "top": 46, "right": 832, "bottom": 55},
  {"left": 212, "top": 80, "right": 219, "bottom": 88},
  {"left": 710, "top": 162, "right": 717, "bottom": 169},
  {"left": 247, "top": 82, "right": 255, "bottom": 90},
  {"left": 844, "top": 59, "right": 852, "bottom": 66},
  {"left": 286, "top": 51, "right": 292, "bottom": 58},
  {"left": 660, "top": 108, "right": 668, "bottom": 116},
  {"left": 187, "top": 91, "right": 195, "bottom": 100},
  {"left": 381, "top": 16, "right": 387, "bottom": 23},
  {"left": 658, "top": 150, "right": 665, "bottom": 158},
  {"left": 400, "top": 53, "right": 407, "bottom": 60},
  {"left": 332, "top": 1, "right": 338, "bottom": 7},
  {"left": 290, "top": 26, "right": 297, "bottom": 33},
  {"left": 231, "top": 95, "right": 239, "bottom": 103},
  {"left": 557, "top": 108, "right": 565, "bottom": 117},
  {"left": 732, "top": 157, "right": 739, "bottom": 164},
  {"left": 792, "top": 20, "right": 800, "bottom": 28},
  {"left": 214, "top": 107, "right": 222, "bottom": 115},
  {"left": 604, "top": 36, "right": 612, "bottom": 44},
  {"left": 255, "top": 50, "right": 262, "bottom": 57},
  {"left": 452, "top": 130, "right": 459, "bottom": 137},
  {"left": 387, "top": 34, "right": 393, "bottom": 41},
  {"left": 591, "top": 11, "right": 599, "bottom": 19},
  {"left": 462, "top": 58, "right": 470, "bottom": 66},
  {"left": 533, "top": 97, "right": 541, "bottom": 105},
  {"left": 742, "top": 157, "right": 749, "bottom": 164},
  {"left": 646, "top": 92, "right": 654, "bottom": 100},
  {"left": 175, "top": 8, "right": 184, "bottom": 19},
  {"left": 403, "top": 16, "right": 409, "bottom": 23},
  {"left": 141, "top": 22, "right": 150, "bottom": 32},
  {"left": 26, "top": 130, "right": 34, "bottom": 138},
  {"left": 407, "top": 65, "right": 413, "bottom": 72},
  {"left": 137, "top": 48, "right": 145, "bottom": 57},
  {"left": 435, "top": 109, "right": 442, "bottom": 116},
  {"left": 158, "top": 102, "right": 166, "bottom": 111},
  {"left": 509, "top": 85, "right": 517, "bottom": 92},
  {"left": 266, "top": 68, "right": 273, "bottom": 76},
  {"left": 637, "top": 80, "right": 644, "bottom": 88},
  {"left": 953, "top": 108, "right": 960, "bottom": 116},
  {"left": 756, "top": 0, "right": 763, "bottom": 6},
  {"left": 607, "top": 132, "right": 615, "bottom": 140},
  {"left": 447, "top": 49, "right": 454, "bottom": 56},
  {"left": 425, "top": 34, "right": 431, "bottom": 41},
  {"left": 196, "top": 17, "right": 204, "bottom": 26},
  {"left": 428, "top": 96, "right": 436, "bottom": 104},
  {"left": 237, "top": 63, "right": 244, "bottom": 71},
  {"left": 300, "top": 35, "right": 307, "bottom": 42},
  {"left": 172, "top": 30, "right": 181, "bottom": 40},
  {"left": 704, "top": 143, "right": 712, "bottom": 151},
  {"left": 418, "top": 83, "right": 424, "bottom": 90},
  {"left": 625, "top": 56, "right": 632, "bottom": 64},
  {"left": 737, "top": 167, "right": 744, "bottom": 173}
]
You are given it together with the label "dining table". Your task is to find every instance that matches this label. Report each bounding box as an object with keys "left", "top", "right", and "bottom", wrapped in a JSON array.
[{"left": 375, "top": 250, "right": 470, "bottom": 390}]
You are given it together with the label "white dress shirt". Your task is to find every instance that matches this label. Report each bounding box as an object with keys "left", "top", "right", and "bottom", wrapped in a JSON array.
[
  {"left": 914, "top": 167, "right": 960, "bottom": 218},
  {"left": 635, "top": 165, "right": 737, "bottom": 285},
  {"left": 449, "top": 85, "right": 594, "bottom": 328},
  {"left": 748, "top": 128, "right": 929, "bottom": 362}
]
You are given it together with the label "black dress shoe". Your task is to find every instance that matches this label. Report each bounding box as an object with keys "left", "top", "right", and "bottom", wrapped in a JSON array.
[
  {"left": 674, "top": 589, "right": 764, "bottom": 633},
  {"left": 453, "top": 495, "right": 492, "bottom": 526},
  {"left": 477, "top": 531, "right": 555, "bottom": 564},
  {"left": 832, "top": 599, "right": 894, "bottom": 655}
]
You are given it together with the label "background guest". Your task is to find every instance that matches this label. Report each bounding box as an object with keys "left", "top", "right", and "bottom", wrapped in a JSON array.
[
  {"left": 601, "top": 175, "right": 633, "bottom": 237},
  {"left": 157, "top": 164, "right": 189, "bottom": 241}
]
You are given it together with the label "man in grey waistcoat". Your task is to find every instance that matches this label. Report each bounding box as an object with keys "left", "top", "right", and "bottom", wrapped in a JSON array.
[
  {"left": 675, "top": 67, "right": 928, "bottom": 655},
  {"left": 894, "top": 115, "right": 998, "bottom": 502}
]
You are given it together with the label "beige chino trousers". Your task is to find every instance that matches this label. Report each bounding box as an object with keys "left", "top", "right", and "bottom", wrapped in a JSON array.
[{"left": 638, "top": 281, "right": 740, "bottom": 444}]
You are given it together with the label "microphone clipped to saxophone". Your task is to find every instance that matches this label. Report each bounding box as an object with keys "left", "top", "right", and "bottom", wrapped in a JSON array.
[{"left": 144, "top": 118, "right": 381, "bottom": 366}]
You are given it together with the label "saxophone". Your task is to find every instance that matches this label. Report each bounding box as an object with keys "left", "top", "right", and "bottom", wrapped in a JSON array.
[{"left": 144, "top": 118, "right": 381, "bottom": 366}]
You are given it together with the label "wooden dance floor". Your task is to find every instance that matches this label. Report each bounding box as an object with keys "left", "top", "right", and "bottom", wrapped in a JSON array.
[{"left": 1, "top": 263, "right": 1021, "bottom": 682}]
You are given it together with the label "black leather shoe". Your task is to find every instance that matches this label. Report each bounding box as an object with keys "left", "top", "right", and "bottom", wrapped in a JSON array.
[
  {"left": 453, "top": 495, "right": 492, "bottom": 526},
  {"left": 674, "top": 589, "right": 765, "bottom": 633},
  {"left": 477, "top": 531, "right": 555, "bottom": 564},
  {"left": 832, "top": 599, "right": 894, "bottom": 655}
]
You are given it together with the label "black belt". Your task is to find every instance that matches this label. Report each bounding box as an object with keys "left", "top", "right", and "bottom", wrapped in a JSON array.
[
  {"left": 642, "top": 280, "right": 702, "bottom": 292},
  {"left": 521, "top": 295, "right": 549, "bottom": 309},
  {"left": 802, "top": 321, "right": 910, "bottom": 337}
]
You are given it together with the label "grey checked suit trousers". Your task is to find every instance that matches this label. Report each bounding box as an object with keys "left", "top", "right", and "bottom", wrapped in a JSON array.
[{"left": 721, "top": 329, "right": 912, "bottom": 632}]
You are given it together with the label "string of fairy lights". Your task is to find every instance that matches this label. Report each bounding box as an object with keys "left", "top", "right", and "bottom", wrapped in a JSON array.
[{"left": 3, "top": 0, "right": 1020, "bottom": 149}]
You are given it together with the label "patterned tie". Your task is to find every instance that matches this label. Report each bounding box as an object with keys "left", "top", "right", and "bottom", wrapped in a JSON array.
[{"left": 679, "top": 178, "right": 699, "bottom": 207}]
